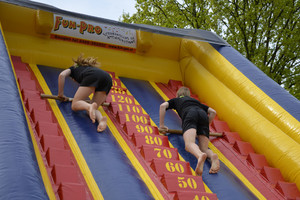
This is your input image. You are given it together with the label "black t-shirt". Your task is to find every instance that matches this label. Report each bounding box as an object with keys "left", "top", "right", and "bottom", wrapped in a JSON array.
[
  {"left": 69, "top": 65, "right": 112, "bottom": 94},
  {"left": 167, "top": 96, "right": 209, "bottom": 120},
  {"left": 69, "top": 65, "right": 92, "bottom": 84}
]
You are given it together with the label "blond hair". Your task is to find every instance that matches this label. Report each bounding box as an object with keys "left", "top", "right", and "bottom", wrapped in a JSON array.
[
  {"left": 176, "top": 86, "right": 190, "bottom": 98},
  {"left": 72, "top": 53, "right": 100, "bottom": 67}
]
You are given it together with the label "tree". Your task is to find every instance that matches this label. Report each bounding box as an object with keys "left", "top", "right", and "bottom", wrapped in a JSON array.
[
  {"left": 121, "top": 0, "right": 300, "bottom": 100},
  {"left": 211, "top": 0, "right": 300, "bottom": 100},
  {"left": 122, "top": 0, "right": 213, "bottom": 29}
]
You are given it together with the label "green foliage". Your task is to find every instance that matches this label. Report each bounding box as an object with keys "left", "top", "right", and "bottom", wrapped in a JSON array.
[
  {"left": 121, "top": 0, "right": 300, "bottom": 100},
  {"left": 122, "top": 0, "right": 213, "bottom": 29}
]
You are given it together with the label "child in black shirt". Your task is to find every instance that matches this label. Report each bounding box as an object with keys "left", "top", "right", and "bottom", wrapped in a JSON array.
[
  {"left": 58, "top": 54, "right": 112, "bottom": 132},
  {"left": 159, "top": 87, "right": 220, "bottom": 175}
]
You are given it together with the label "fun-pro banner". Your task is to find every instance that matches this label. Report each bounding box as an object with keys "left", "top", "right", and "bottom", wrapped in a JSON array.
[{"left": 51, "top": 14, "right": 137, "bottom": 53}]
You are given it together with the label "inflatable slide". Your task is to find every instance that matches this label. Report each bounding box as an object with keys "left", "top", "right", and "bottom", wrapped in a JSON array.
[{"left": 0, "top": 1, "right": 299, "bottom": 199}]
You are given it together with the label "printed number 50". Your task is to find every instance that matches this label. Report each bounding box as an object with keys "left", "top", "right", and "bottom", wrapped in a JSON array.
[{"left": 178, "top": 177, "right": 197, "bottom": 189}]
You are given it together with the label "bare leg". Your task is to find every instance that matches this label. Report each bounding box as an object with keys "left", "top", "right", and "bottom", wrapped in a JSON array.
[
  {"left": 183, "top": 129, "right": 207, "bottom": 176},
  {"left": 72, "top": 86, "right": 97, "bottom": 123},
  {"left": 94, "top": 109, "right": 107, "bottom": 132},
  {"left": 198, "top": 135, "right": 220, "bottom": 174},
  {"left": 89, "top": 102, "right": 98, "bottom": 123},
  {"left": 91, "top": 91, "right": 107, "bottom": 132}
]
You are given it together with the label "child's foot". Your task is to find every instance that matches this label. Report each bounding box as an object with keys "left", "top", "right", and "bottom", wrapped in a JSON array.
[
  {"left": 195, "top": 153, "right": 207, "bottom": 176},
  {"left": 89, "top": 102, "right": 97, "bottom": 123},
  {"left": 209, "top": 154, "right": 220, "bottom": 174},
  {"left": 97, "top": 116, "right": 107, "bottom": 132}
]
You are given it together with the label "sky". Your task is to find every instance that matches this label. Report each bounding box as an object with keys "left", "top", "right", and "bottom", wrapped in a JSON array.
[{"left": 30, "top": 0, "right": 137, "bottom": 21}]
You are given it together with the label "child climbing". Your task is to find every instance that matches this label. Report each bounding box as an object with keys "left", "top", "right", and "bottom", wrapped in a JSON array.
[
  {"left": 159, "top": 86, "right": 220, "bottom": 175},
  {"left": 57, "top": 53, "right": 112, "bottom": 132}
]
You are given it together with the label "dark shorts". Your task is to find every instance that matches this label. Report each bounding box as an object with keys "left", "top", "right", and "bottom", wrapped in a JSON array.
[
  {"left": 182, "top": 108, "right": 209, "bottom": 138},
  {"left": 80, "top": 69, "right": 112, "bottom": 94}
]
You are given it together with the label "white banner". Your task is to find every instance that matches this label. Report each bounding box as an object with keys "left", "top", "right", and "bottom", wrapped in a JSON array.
[{"left": 51, "top": 14, "right": 137, "bottom": 52}]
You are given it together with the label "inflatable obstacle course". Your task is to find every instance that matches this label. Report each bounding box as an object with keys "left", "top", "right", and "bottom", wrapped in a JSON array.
[{"left": 1, "top": 0, "right": 300, "bottom": 199}]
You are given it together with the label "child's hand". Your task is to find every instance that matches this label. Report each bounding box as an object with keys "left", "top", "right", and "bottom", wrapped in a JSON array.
[
  {"left": 159, "top": 126, "right": 168, "bottom": 134},
  {"left": 58, "top": 95, "right": 69, "bottom": 102}
]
